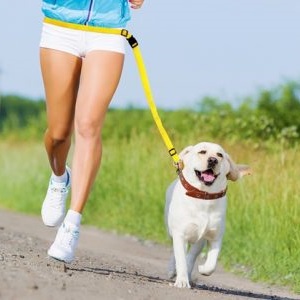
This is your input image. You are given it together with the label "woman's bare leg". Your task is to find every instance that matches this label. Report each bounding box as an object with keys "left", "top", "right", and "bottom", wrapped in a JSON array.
[
  {"left": 40, "top": 48, "right": 82, "bottom": 175},
  {"left": 70, "top": 50, "right": 124, "bottom": 213}
]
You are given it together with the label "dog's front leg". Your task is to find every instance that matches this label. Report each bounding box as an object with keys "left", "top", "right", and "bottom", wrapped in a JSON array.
[
  {"left": 167, "top": 252, "right": 176, "bottom": 279},
  {"left": 173, "top": 234, "right": 191, "bottom": 288},
  {"left": 187, "top": 239, "right": 205, "bottom": 281},
  {"left": 198, "top": 239, "right": 221, "bottom": 276}
]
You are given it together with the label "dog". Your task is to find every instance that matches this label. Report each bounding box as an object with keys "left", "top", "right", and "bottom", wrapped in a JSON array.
[{"left": 164, "top": 142, "right": 250, "bottom": 288}]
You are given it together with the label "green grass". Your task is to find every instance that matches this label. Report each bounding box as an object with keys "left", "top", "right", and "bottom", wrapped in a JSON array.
[
  {"left": 0, "top": 141, "right": 50, "bottom": 214},
  {"left": 0, "top": 137, "right": 299, "bottom": 293},
  {"left": 222, "top": 146, "right": 300, "bottom": 292}
]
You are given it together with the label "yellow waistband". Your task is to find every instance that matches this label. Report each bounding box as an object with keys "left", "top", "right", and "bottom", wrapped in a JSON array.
[{"left": 43, "top": 17, "right": 126, "bottom": 36}]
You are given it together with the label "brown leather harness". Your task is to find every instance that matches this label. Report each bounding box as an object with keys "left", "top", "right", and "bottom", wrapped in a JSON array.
[{"left": 178, "top": 171, "right": 227, "bottom": 200}]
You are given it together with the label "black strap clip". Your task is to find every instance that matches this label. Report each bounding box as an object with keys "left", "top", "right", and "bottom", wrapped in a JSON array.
[{"left": 127, "top": 35, "right": 138, "bottom": 48}]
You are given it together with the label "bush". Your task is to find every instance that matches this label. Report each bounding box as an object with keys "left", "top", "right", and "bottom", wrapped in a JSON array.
[{"left": 1, "top": 81, "right": 300, "bottom": 147}]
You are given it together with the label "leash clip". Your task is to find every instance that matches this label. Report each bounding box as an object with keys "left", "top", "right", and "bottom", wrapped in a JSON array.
[{"left": 174, "top": 160, "right": 184, "bottom": 174}]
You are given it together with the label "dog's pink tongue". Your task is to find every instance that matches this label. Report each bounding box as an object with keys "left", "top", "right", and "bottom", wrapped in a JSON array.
[{"left": 202, "top": 173, "right": 215, "bottom": 182}]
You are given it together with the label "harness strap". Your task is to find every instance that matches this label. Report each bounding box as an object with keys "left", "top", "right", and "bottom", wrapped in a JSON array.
[{"left": 43, "top": 17, "right": 180, "bottom": 165}]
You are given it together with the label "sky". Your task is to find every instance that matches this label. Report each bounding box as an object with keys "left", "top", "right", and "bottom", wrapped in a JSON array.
[{"left": 0, "top": 1, "right": 300, "bottom": 109}]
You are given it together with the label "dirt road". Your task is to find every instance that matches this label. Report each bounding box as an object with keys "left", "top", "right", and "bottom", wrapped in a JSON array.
[{"left": 0, "top": 209, "right": 298, "bottom": 300}]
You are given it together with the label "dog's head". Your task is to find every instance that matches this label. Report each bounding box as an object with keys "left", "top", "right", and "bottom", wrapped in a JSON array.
[{"left": 179, "top": 142, "right": 250, "bottom": 191}]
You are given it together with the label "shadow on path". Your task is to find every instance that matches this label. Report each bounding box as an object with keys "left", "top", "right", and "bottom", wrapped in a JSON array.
[{"left": 67, "top": 265, "right": 298, "bottom": 300}]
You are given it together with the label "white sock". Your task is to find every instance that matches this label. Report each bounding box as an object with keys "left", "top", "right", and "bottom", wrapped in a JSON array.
[
  {"left": 51, "top": 169, "right": 68, "bottom": 184},
  {"left": 65, "top": 210, "right": 82, "bottom": 227}
]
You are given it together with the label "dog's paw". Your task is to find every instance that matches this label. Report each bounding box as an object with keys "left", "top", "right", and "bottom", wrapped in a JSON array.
[
  {"left": 198, "top": 264, "right": 215, "bottom": 276},
  {"left": 174, "top": 277, "right": 191, "bottom": 289}
]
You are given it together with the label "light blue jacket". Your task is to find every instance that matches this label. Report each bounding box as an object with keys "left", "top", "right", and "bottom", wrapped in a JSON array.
[{"left": 42, "top": 0, "right": 131, "bottom": 28}]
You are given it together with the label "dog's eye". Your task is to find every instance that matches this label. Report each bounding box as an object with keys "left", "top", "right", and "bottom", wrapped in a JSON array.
[
  {"left": 217, "top": 152, "right": 223, "bottom": 158},
  {"left": 199, "top": 150, "right": 206, "bottom": 155}
]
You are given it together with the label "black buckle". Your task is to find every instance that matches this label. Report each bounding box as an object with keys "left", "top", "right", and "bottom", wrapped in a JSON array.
[{"left": 127, "top": 35, "right": 138, "bottom": 48}]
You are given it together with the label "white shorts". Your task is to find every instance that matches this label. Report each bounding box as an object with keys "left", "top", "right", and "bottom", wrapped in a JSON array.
[{"left": 40, "top": 23, "right": 126, "bottom": 57}]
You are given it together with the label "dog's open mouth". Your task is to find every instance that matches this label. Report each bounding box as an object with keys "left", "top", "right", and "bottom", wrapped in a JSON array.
[{"left": 195, "top": 169, "right": 218, "bottom": 186}]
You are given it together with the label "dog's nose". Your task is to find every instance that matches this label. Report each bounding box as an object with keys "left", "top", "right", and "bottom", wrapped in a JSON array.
[{"left": 207, "top": 157, "right": 218, "bottom": 168}]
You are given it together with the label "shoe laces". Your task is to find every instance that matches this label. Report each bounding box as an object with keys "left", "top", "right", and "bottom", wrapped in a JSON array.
[
  {"left": 61, "top": 223, "right": 79, "bottom": 247},
  {"left": 48, "top": 181, "right": 68, "bottom": 209}
]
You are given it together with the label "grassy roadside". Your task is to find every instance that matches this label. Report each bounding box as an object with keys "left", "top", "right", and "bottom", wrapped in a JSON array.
[{"left": 0, "top": 139, "right": 299, "bottom": 293}]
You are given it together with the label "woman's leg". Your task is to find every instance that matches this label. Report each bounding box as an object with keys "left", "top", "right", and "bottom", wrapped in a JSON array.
[
  {"left": 47, "top": 50, "right": 124, "bottom": 263},
  {"left": 40, "top": 48, "right": 82, "bottom": 227},
  {"left": 71, "top": 50, "right": 124, "bottom": 213},
  {"left": 40, "top": 48, "right": 82, "bottom": 175}
]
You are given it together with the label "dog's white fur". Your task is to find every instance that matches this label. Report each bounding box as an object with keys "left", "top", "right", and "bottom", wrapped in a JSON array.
[{"left": 165, "top": 142, "right": 249, "bottom": 288}]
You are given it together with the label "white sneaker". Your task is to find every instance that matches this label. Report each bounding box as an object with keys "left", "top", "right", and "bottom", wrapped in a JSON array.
[
  {"left": 41, "top": 166, "right": 71, "bottom": 227},
  {"left": 47, "top": 221, "right": 80, "bottom": 263}
]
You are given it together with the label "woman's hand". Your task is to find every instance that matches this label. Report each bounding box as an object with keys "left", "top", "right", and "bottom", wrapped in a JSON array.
[{"left": 129, "top": 0, "right": 144, "bottom": 9}]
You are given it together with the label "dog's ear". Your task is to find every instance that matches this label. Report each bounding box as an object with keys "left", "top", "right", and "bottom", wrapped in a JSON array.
[
  {"left": 174, "top": 146, "right": 194, "bottom": 171},
  {"left": 226, "top": 154, "right": 251, "bottom": 181},
  {"left": 179, "top": 145, "right": 194, "bottom": 159}
]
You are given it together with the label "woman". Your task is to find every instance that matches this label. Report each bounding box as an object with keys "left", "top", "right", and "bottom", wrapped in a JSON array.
[{"left": 40, "top": 0, "right": 144, "bottom": 263}]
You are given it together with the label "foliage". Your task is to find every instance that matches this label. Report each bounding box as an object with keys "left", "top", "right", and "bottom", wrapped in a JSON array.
[
  {"left": 0, "top": 95, "right": 46, "bottom": 139},
  {"left": 1, "top": 81, "right": 300, "bottom": 146}
]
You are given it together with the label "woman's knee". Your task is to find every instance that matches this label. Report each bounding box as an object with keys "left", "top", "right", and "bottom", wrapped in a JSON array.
[
  {"left": 45, "top": 127, "right": 73, "bottom": 145},
  {"left": 75, "top": 118, "right": 102, "bottom": 139}
]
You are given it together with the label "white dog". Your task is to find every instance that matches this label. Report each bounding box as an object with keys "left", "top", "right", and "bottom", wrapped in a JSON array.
[{"left": 165, "top": 142, "right": 250, "bottom": 288}]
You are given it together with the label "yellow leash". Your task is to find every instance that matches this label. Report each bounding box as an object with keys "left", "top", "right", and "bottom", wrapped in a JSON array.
[{"left": 44, "top": 18, "right": 180, "bottom": 166}]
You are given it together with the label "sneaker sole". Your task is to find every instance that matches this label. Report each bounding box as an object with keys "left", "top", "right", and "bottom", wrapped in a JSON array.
[
  {"left": 41, "top": 209, "right": 65, "bottom": 227},
  {"left": 47, "top": 247, "right": 74, "bottom": 264}
]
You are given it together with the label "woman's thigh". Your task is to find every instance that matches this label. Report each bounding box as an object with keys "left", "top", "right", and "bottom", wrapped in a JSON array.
[
  {"left": 40, "top": 48, "right": 82, "bottom": 137},
  {"left": 74, "top": 50, "right": 125, "bottom": 136}
]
